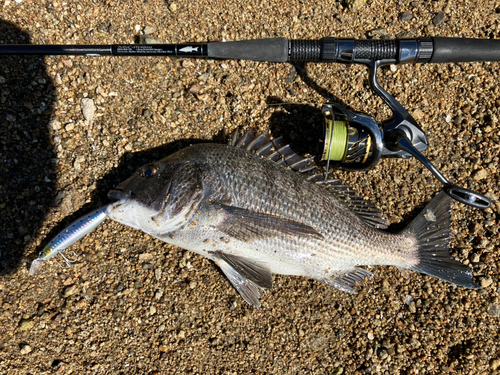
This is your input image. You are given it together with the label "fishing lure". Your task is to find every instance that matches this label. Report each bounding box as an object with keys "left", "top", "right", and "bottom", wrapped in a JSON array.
[{"left": 29, "top": 205, "right": 109, "bottom": 275}]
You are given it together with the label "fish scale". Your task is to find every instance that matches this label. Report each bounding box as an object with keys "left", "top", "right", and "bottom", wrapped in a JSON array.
[{"left": 106, "top": 131, "right": 479, "bottom": 307}]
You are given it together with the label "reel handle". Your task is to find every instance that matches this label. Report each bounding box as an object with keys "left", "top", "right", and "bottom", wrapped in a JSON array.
[
  {"left": 390, "top": 131, "right": 491, "bottom": 209},
  {"left": 443, "top": 185, "right": 492, "bottom": 210}
]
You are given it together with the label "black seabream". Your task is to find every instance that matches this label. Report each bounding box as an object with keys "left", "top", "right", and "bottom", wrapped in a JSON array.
[{"left": 106, "top": 131, "right": 479, "bottom": 307}]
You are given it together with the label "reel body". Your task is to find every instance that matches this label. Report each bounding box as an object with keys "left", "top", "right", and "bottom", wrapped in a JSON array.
[{"left": 319, "top": 62, "right": 490, "bottom": 209}]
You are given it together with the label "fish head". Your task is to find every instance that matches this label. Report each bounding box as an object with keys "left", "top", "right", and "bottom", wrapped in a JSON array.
[{"left": 106, "top": 155, "right": 205, "bottom": 235}]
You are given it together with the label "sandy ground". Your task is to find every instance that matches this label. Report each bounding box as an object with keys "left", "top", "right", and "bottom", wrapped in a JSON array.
[{"left": 1, "top": 0, "right": 500, "bottom": 374}]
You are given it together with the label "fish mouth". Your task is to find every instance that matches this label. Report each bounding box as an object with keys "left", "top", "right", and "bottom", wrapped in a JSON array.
[
  {"left": 107, "top": 190, "right": 132, "bottom": 215},
  {"left": 108, "top": 189, "right": 130, "bottom": 203}
]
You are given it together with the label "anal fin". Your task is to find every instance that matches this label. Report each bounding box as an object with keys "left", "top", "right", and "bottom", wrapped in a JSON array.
[
  {"left": 320, "top": 267, "right": 373, "bottom": 294},
  {"left": 214, "top": 251, "right": 273, "bottom": 307}
]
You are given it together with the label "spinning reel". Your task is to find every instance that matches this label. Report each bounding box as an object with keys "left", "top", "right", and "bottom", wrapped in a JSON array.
[{"left": 320, "top": 61, "right": 491, "bottom": 209}]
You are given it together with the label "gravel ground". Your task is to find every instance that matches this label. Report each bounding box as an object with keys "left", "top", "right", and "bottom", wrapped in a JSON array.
[{"left": 1, "top": 0, "right": 500, "bottom": 374}]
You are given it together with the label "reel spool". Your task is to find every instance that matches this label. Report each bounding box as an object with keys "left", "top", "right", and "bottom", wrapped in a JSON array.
[{"left": 320, "top": 103, "right": 383, "bottom": 171}]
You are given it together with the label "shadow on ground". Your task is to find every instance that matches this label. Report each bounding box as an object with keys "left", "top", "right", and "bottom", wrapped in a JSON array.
[{"left": 0, "top": 20, "right": 56, "bottom": 275}]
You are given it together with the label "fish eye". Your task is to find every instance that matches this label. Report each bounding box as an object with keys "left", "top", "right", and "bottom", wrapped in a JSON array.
[{"left": 142, "top": 166, "right": 157, "bottom": 178}]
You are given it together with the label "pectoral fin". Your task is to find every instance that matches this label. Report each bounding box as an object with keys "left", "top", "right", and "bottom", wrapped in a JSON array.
[
  {"left": 214, "top": 251, "right": 273, "bottom": 307},
  {"left": 218, "top": 204, "right": 323, "bottom": 242}
]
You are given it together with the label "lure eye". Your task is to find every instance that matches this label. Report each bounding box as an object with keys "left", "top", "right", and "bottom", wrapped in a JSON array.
[{"left": 142, "top": 166, "right": 157, "bottom": 178}]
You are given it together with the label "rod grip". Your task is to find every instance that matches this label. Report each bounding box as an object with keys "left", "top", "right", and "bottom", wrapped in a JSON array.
[
  {"left": 207, "top": 38, "right": 289, "bottom": 62},
  {"left": 429, "top": 37, "right": 500, "bottom": 63}
]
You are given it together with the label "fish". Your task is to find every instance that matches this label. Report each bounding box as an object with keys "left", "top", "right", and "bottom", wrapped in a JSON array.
[
  {"left": 106, "top": 130, "right": 479, "bottom": 307},
  {"left": 30, "top": 205, "right": 110, "bottom": 275}
]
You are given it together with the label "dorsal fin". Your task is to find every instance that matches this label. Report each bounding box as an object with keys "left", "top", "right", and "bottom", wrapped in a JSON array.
[
  {"left": 230, "top": 129, "right": 316, "bottom": 173},
  {"left": 230, "top": 130, "right": 387, "bottom": 229},
  {"left": 313, "top": 177, "right": 388, "bottom": 229}
]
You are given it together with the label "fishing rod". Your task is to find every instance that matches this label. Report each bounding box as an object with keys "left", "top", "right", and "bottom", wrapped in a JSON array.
[{"left": 2, "top": 37, "right": 498, "bottom": 209}]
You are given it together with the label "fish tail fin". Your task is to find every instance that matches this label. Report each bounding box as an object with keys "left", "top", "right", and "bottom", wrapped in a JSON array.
[{"left": 406, "top": 191, "right": 480, "bottom": 289}]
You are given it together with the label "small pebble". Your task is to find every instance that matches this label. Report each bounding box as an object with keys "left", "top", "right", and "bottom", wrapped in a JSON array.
[
  {"left": 143, "top": 25, "right": 156, "bottom": 35},
  {"left": 409, "top": 302, "right": 416, "bottom": 313},
  {"left": 491, "top": 358, "right": 500, "bottom": 370},
  {"left": 49, "top": 119, "right": 62, "bottom": 130},
  {"left": 472, "top": 169, "right": 488, "bottom": 181},
  {"left": 20, "top": 345, "right": 32, "bottom": 355},
  {"left": 155, "top": 268, "right": 162, "bottom": 281},
  {"left": 345, "top": 0, "right": 366, "bottom": 12},
  {"left": 81, "top": 98, "right": 96, "bottom": 123},
  {"left": 155, "top": 289, "right": 164, "bottom": 300},
  {"left": 19, "top": 318, "right": 34, "bottom": 331},
  {"left": 63, "top": 285, "right": 79, "bottom": 298},
  {"left": 142, "top": 109, "right": 153, "bottom": 119},
  {"left": 432, "top": 12, "right": 446, "bottom": 25},
  {"left": 368, "top": 28, "right": 388, "bottom": 37},
  {"left": 189, "top": 84, "right": 201, "bottom": 95},
  {"left": 138, "top": 253, "right": 153, "bottom": 262},
  {"left": 144, "top": 36, "right": 163, "bottom": 44},
  {"left": 480, "top": 277, "right": 493, "bottom": 288},
  {"left": 488, "top": 304, "right": 500, "bottom": 317},
  {"left": 412, "top": 108, "right": 425, "bottom": 120},
  {"left": 398, "top": 12, "right": 413, "bottom": 22}
]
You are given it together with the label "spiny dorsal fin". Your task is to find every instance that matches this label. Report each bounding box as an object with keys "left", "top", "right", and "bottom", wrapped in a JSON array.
[
  {"left": 230, "top": 130, "right": 387, "bottom": 229},
  {"left": 230, "top": 129, "right": 316, "bottom": 173}
]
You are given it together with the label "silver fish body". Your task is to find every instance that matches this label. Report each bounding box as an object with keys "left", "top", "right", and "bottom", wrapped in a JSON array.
[{"left": 107, "top": 132, "right": 478, "bottom": 306}]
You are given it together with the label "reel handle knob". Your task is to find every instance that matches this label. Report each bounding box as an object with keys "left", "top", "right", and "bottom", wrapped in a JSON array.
[{"left": 443, "top": 185, "right": 491, "bottom": 210}]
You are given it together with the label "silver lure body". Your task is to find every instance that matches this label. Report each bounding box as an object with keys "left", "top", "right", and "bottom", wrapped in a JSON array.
[
  {"left": 106, "top": 132, "right": 478, "bottom": 306},
  {"left": 30, "top": 205, "right": 109, "bottom": 275}
]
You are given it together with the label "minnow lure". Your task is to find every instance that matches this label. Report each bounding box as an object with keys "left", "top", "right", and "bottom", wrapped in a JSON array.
[{"left": 30, "top": 205, "right": 110, "bottom": 275}]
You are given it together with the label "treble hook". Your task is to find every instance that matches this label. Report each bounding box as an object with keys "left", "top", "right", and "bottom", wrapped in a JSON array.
[{"left": 56, "top": 250, "right": 79, "bottom": 269}]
